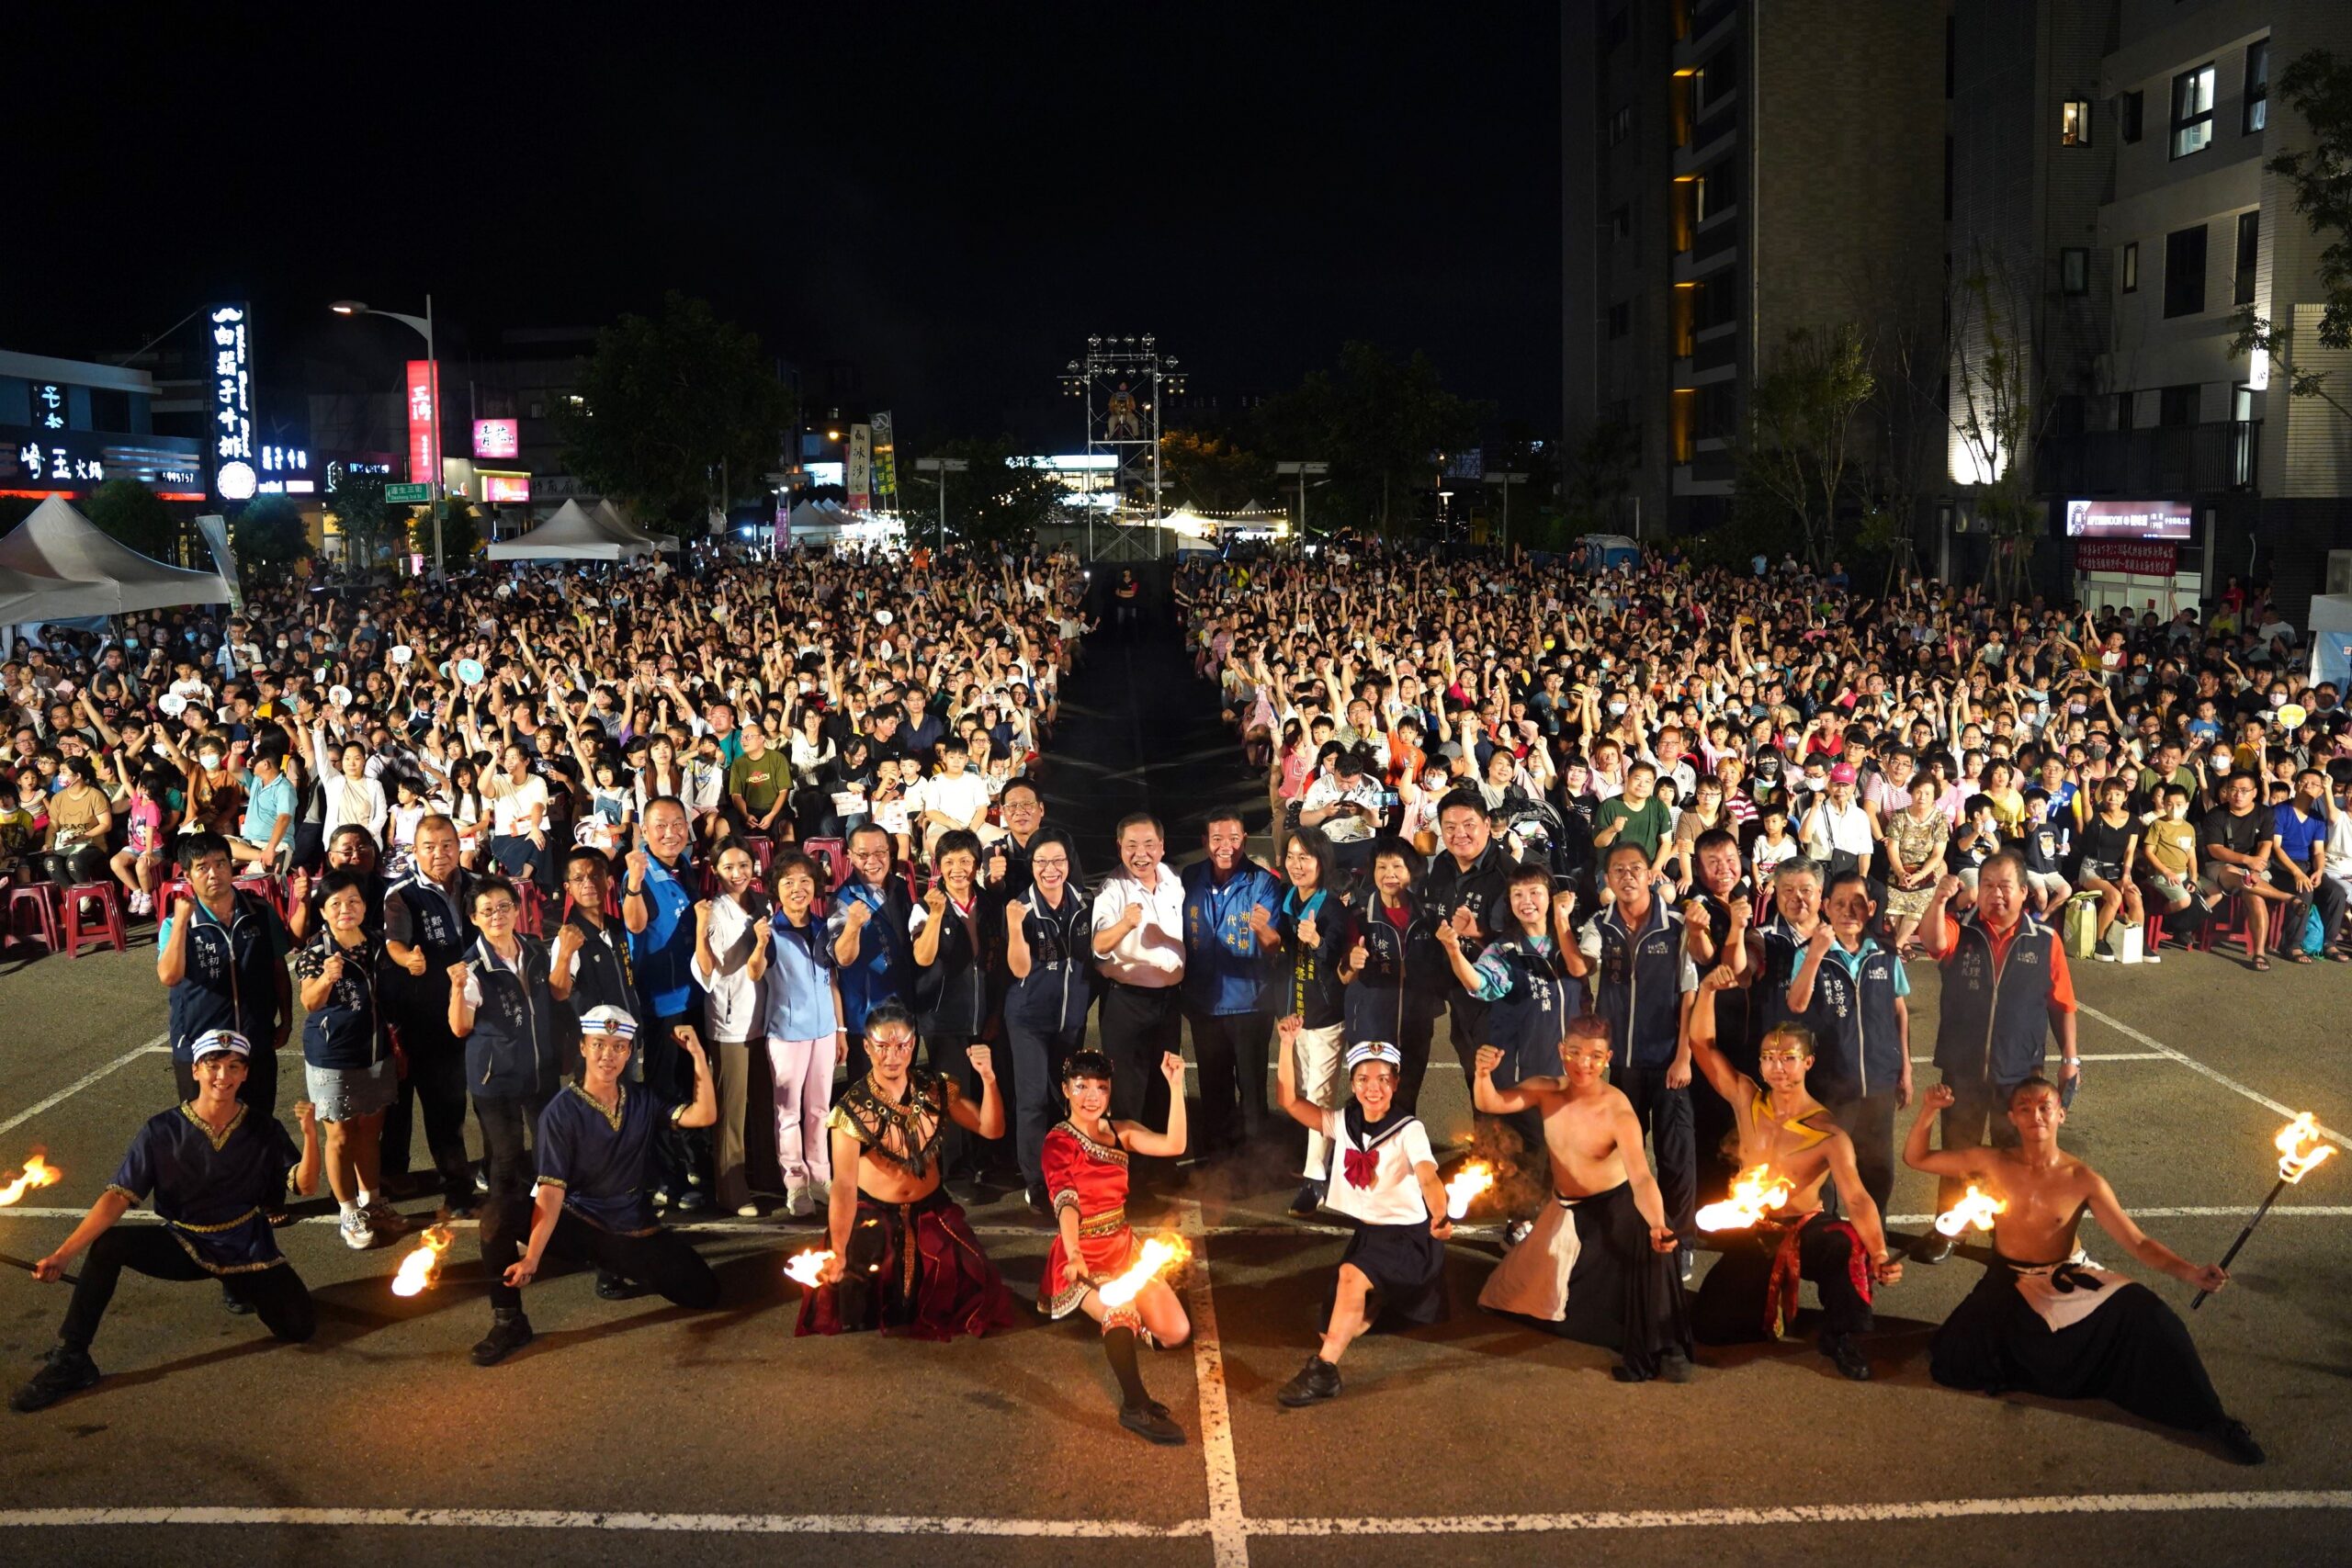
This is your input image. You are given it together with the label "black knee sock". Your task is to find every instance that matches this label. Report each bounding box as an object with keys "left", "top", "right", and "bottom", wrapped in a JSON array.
[{"left": 1103, "top": 1325, "right": 1150, "bottom": 1409}]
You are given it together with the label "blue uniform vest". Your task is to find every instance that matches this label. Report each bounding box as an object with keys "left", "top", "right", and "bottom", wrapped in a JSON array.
[{"left": 1934, "top": 914, "right": 2058, "bottom": 1087}]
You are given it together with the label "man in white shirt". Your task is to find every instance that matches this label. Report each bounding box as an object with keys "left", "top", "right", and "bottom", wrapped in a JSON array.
[{"left": 1091, "top": 813, "right": 1188, "bottom": 1182}]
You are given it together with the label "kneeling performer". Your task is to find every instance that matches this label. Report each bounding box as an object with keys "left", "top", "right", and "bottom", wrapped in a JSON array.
[
  {"left": 1472, "top": 1018, "right": 1692, "bottom": 1382},
  {"left": 1904, "top": 1078, "right": 2264, "bottom": 1464},
  {"left": 1686, "top": 968, "right": 1903, "bottom": 1380},
  {"left": 799, "top": 1000, "right": 1016, "bottom": 1339},
  {"left": 1042, "top": 1049, "right": 1193, "bottom": 1446},
  {"left": 1273, "top": 1025, "right": 1452, "bottom": 1405},
  {"left": 492, "top": 1007, "right": 722, "bottom": 1359},
  {"left": 12, "top": 1030, "right": 322, "bottom": 1413}
]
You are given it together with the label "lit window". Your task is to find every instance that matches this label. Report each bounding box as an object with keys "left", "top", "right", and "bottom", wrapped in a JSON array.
[
  {"left": 2171, "top": 62, "right": 2216, "bottom": 159},
  {"left": 2121, "top": 241, "right": 2138, "bottom": 294},
  {"left": 2062, "top": 100, "right": 2091, "bottom": 145},
  {"left": 2244, "top": 39, "right": 2268, "bottom": 133}
]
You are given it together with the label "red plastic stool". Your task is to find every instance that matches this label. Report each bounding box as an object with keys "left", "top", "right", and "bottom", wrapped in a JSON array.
[
  {"left": 62, "top": 883, "right": 128, "bottom": 957},
  {"left": 802, "top": 837, "right": 846, "bottom": 891},
  {"left": 7, "top": 883, "right": 61, "bottom": 953},
  {"left": 514, "top": 880, "right": 548, "bottom": 937}
]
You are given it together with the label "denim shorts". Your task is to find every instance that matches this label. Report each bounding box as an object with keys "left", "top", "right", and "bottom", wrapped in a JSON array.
[{"left": 306, "top": 1058, "right": 396, "bottom": 1122}]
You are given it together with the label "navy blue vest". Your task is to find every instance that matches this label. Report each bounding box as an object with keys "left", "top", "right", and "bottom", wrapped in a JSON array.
[
  {"left": 168, "top": 890, "right": 281, "bottom": 1062},
  {"left": 1479, "top": 931, "right": 1585, "bottom": 1087},
  {"left": 459, "top": 935, "right": 559, "bottom": 1100},
  {"left": 1796, "top": 943, "right": 1905, "bottom": 1103},
  {"left": 1934, "top": 915, "right": 2058, "bottom": 1087},
  {"left": 1590, "top": 900, "right": 1687, "bottom": 1069}
]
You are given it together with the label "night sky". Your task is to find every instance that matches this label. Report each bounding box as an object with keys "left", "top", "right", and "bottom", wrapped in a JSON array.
[{"left": 4, "top": 5, "right": 1561, "bottom": 446}]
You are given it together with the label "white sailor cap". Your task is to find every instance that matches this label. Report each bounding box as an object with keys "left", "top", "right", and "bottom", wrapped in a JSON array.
[
  {"left": 189, "top": 1028, "right": 252, "bottom": 1060},
  {"left": 578, "top": 1006, "right": 639, "bottom": 1040},
  {"left": 1344, "top": 1041, "right": 1402, "bottom": 1071}
]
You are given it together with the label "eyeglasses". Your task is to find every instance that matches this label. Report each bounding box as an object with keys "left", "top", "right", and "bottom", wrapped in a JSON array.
[{"left": 1030, "top": 856, "right": 1069, "bottom": 869}]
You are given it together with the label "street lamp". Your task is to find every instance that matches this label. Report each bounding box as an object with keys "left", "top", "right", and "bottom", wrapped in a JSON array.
[
  {"left": 913, "top": 457, "right": 968, "bottom": 555},
  {"left": 1485, "top": 470, "right": 1530, "bottom": 553},
  {"left": 330, "top": 296, "right": 444, "bottom": 578},
  {"left": 1275, "top": 461, "right": 1329, "bottom": 539}
]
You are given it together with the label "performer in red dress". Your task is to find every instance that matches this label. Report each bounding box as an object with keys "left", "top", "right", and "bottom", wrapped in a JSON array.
[{"left": 1040, "top": 1048, "right": 1192, "bottom": 1445}]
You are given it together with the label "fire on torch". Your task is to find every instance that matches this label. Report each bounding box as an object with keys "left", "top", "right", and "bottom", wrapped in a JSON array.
[
  {"left": 1099, "top": 1233, "right": 1190, "bottom": 1308},
  {"left": 0, "top": 1152, "right": 63, "bottom": 1207},
  {"left": 2192, "top": 1112, "right": 2337, "bottom": 1312},
  {"left": 783, "top": 1248, "right": 836, "bottom": 1289},
  {"left": 1695, "top": 1164, "right": 1792, "bottom": 1233},
  {"left": 1442, "top": 1161, "right": 1495, "bottom": 1222},
  {"left": 389, "top": 1225, "right": 456, "bottom": 1298},
  {"left": 1934, "top": 1183, "right": 2007, "bottom": 1238}
]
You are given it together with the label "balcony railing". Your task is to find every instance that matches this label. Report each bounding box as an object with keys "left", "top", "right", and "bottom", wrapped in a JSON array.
[{"left": 2033, "top": 419, "right": 2258, "bottom": 496}]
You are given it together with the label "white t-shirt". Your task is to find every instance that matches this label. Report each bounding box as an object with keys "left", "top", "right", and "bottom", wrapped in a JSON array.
[
  {"left": 490, "top": 774, "right": 549, "bottom": 837},
  {"left": 923, "top": 769, "right": 991, "bottom": 829},
  {"left": 1091, "top": 868, "right": 1186, "bottom": 987},
  {"left": 688, "top": 895, "right": 768, "bottom": 1043},
  {"left": 1318, "top": 1110, "right": 1436, "bottom": 1226}
]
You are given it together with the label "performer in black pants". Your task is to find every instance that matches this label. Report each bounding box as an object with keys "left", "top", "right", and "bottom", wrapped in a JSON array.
[{"left": 1091, "top": 814, "right": 1187, "bottom": 1184}]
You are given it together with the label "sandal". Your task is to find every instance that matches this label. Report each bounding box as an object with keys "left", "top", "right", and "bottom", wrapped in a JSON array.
[
  {"left": 2290, "top": 951, "right": 2312, "bottom": 964},
  {"left": 2252, "top": 954, "right": 2271, "bottom": 972}
]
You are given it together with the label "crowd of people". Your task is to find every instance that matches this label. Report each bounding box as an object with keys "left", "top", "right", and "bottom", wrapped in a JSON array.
[{"left": 0, "top": 536, "right": 2309, "bottom": 1466}]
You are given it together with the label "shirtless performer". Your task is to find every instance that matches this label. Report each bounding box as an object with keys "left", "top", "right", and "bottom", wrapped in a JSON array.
[
  {"left": 1472, "top": 1016, "right": 1693, "bottom": 1382},
  {"left": 1904, "top": 1078, "right": 2265, "bottom": 1464},
  {"left": 1686, "top": 966, "right": 1903, "bottom": 1380},
  {"left": 797, "top": 1000, "right": 1017, "bottom": 1339}
]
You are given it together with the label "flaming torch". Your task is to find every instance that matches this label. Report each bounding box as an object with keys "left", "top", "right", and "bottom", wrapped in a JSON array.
[
  {"left": 0, "top": 1152, "right": 62, "bottom": 1207},
  {"left": 1098, "top": 1233, "right": 1191, "bottom": 1308},
  {"left": 389, "top": 1225, "right": 456, "bottom": 1298},
  {"left": 1442, "top": 1160, "right": 1496, "bottom": 1222},
  {"left": 783, "top": 1248, "right": 836, "bottom": 1289},
  {"left": 1934, "top": 1183, "right": 2007, "bottom": 1238},
  {"left": 1695, "top": 1164, "right": 1793, "bottom": 1233},
  {"left": 2193, "top": 1112, "right": 2337, "bottom": 1311}
]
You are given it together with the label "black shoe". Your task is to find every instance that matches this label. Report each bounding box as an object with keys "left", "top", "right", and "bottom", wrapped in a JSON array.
[
  {"left": 1286, "top": 1180, "right": 1325, "bottom": 1219},
  {"left": 674, "top": 1190, "right": 711, "bottom": 1213},
  {"left": 1913, "top": 1235, "right": 1953, "bottom": 1265},
  {"left": 1659, "top": 1350, "right": 1694, "bottom": 1384},
  {"left": 221, "top": 1285, "right": 254, "bottom": 1315},
  {"left": 1025, "top": 1182, "right": 1050, "bottom": 1216},
  {"left": 594, "top": 1274, "right": 646, "bottom": 1302},
  {"left": 1119, "top": 1401, "right": 1186, "bottom": 1445},
  {"left": 471, "top": 1310, "right": 534, "bottom": 1367},
  {"left": 2209, "top": 1417, "right": 2267, "bottom": 1465},
  {"left": 9, "top": 1347, "right": 100, "bottom": 1412},
  {"left": 1276, "top": 1354, "right": 1341, "bottom": 1407},
  {"left": 1819, "top": 1330, "right": 1871, "bottom": 1382}
]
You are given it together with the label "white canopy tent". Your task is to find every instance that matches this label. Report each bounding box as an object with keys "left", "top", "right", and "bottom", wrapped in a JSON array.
[
  {"left": 0, "top": 496, "right": 232, "bottom": 619},
  {"left": 488, "top": 500, "right": 657, "bottom": 561},
  {"left": 591, "top": 498, "right": 673, "bottom": 552}
]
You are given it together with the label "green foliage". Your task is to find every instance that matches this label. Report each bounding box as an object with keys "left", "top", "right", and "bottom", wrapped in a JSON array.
[
  {"left": 906, "top": 437, "right": 1073, "bottom": 550},
  {"left": 329, "top": 476, "right": 392, "bottom": 566},
  {"left": 1251, "top": 341, "right": 1487, "bottom": 535},
  {"left": 1559, "top": 420, "right": 1639, "bottom": 535},
  {"left": 2230, "top": 50, "right": 2352, "bottom": 424},
  {"left": 1949, "top": 257, "right": 2043, "bottom": 601},
  {"left": 232, "top": 495, "right": 310, "bottom": 566},
  {"left": 82, "top": 479, "right": 177, "bottom": 558},
  {"left": 1161, "top": 429, "right": 1275, "bottom": 513},
  {"left": 412, "top": 495, "right": 481, "bottom": 564},
  {"left": 1733, "top": 324, "right": 1874, "bottom": 570},
  {"left": 556, "top": 292, "right": 796, "bottom": 535}
]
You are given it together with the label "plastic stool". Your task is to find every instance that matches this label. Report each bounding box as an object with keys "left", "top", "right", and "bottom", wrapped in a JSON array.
[
  {"left": 514, "top": 880, "right": 548, "bottom": 938},
  {"left": 803, "top": 837, "right": 846, "bottom": 891},
  {"left": 62, "top": 883, "right": 128, "bottom": 958},
  {"left": 7, "top": 883, "right": 61, "bottom": 952}
]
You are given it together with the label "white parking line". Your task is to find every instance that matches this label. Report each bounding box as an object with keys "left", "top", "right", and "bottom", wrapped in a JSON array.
[
  {"left": 0, "top": 1506, "right": 1202, "bottom": 1538},
  {"left": 1245, "top": 1489, "right": 2352, "bottom": 1536},
  {"left": 1178, "top": 1201, "right": 1250, "bottom": 1568},
  {"left": 2078, "top": 1003, "right": 2347, "bottom": 1147},
  {"left": 0, "top": 1034, "right": 167, "bottom": 1139}
]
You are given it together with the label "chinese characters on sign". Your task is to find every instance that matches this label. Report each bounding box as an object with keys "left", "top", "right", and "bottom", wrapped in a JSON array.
[
  {"left": 2073, "top": 538, "right": 2181, "bottom": 576},
  {"left": 210, "top": 303, "right": 256, "bottom": 502},
  {"left": 472, "top": 419, "right": 518, "bottom": 459},
  {"left": 406, "top": 360, "right": 437, "bottom": 490},
  {"left": 33, "top": 383, "right": 65, "bottom": 431},
  {"left": 15, "top": 444, "right": 104, "bottom": 482}
]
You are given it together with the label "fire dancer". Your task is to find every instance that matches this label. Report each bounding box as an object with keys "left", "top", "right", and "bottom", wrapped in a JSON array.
[
  {"left": 491, "top": 1006, "right": 722, "bottom": 1360},
  {"left": 1470, "top": 1018, "right": 1693, "bottom": 1382},
  {"left": 1040, "top": 1049, "right": 1193, "bottom": 1446},
  {"left": 1903, "top": 1079, "right": 2266, "bottom": 1464},
  {"left": 10, "top": 1029, "right": 322, "bottom": 1414},
  {"left": 1272, "top": 1031, "right": 1453, "bottom": 1406},
  {"left": 797, "top": 1000, "right": 1017, "bottom": 1339},
  {"left": 1685, "top": 971, "right": 1903, "bottom": 1380}
]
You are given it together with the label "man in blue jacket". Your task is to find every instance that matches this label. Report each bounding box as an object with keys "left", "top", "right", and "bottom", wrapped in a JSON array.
[
  {"left": 1182, "top": 812, "right": 1279, "bottom": 1158},
  {"left": 1780, "top": 871, "right": 1911, "bottom": 1214},
  {"left": 623, "top": 797, "right": 705, "bottom": 1208}
]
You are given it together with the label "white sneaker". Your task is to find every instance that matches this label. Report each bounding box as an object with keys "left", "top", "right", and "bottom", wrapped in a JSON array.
[
  {"left": 734, "top": 1201, "right": 761, "bottom": 1219},
  {"left": 340, "top": 1212, "right": 376, "bottom": 1250},
  {"left": 363, "top": 1200, "right": 408, "bottom": 1235},
  {"left": 807, "top": 1179, "right": 830, "bottom": 1210},
  {"left": 785, "top": 1181, "right": 814, "bottom": 1218}
]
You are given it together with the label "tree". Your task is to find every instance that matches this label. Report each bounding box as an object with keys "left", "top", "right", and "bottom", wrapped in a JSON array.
[
  {"left": 1732, "top": 324, "right": 1875, "bottom": 570},
  {"left": 905, "top": 437, "right": 1072, "bottom": 550},
  {"left": 1253, "top": 342, "right": 1487, "bottom": 535},
  {"left": 555, "top": 292, "right": 796, "bottom": 535},
  {"left": 328, "top": 476, "right": 393, "bottom": 567},
  {"left": 413, "top": 495, "right": 481, "bottom": 565},
  {"left": 232, "top": 495, "right": 310, "bottom": 567},
  {"left": 1559, "top": 419, "right": 1640, "bottom": 537},
  {"left": 1948, "top": 256, "right": 2045, "bottom": 603},
  {"left": 83, "top": 479, "right": 177, "bottom": 558},
  {"left": 1160, "top": 429, "right": 1274, "bottom": 513},
  {"left": 2232, "top": 48, "right": 2352, "bottom": 426}
]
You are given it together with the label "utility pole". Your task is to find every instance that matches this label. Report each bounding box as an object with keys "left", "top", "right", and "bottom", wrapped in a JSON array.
[
  {"left": 1275, "top": 461, "right": 1329, "bottom": 541},
  {"left": 1485, "top": 470, "right": 1529, "bottom": 552}
]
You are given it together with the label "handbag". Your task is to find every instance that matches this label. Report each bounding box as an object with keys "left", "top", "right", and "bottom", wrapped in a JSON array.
[{"left": 2062, "top": 894, "right": 2098, "bottom": 959}]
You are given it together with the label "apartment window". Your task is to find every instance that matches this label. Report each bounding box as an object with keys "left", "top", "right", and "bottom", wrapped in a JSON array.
[
  {"left": 2120, "top": 88, "right": 2143, "bottom": 142},
  {"left": 2233, "top": 383, "right": 2256, "bottom": 485},
  {"left": 2171, "top": 62, "right": 2216, "bottom": 158},
  {"left": 1608, "top": 104, "right": 1633, "bottom": 146},
  {"left": 2234, "top": 210, "right": 2259, "bottom": 305},
  {"left": 1943, "top": 135, "right": 1954, "bottom": 220},
  {"left": 2122, "top": 241, "right": 2139, "bottom": 293},
  {"left": 1603, "top": 6, "right": 1629, "bottom": 51},
  {"left": 2062, "top": 99, "right": 2092, "bottom": 145},
  {"left": 1611, "top": 203, "right": 1631, "bottom": 240},
  {"left": 2159, "top": 384, "right": 2200, "bottom": 427},
  {"left": 2244, "top": 39, "right": 2268, "bottom": 133},
  {"left": 1670, "top": 285, "right": 1696, "bottom": 356},
  {"left": 2115, "top": 391, "right": 2135, "bottom": 433},
  {"left": 1698, "top": 47, "right": 1740, "bottom": 114},
  {"left": 1671, "top": 389, "right": 1697, "bottom": 463},
  {"left": 1696, "top": 160, "right": 1739, "bottom": 222},
  {"left": 2061, "top": 248, "right": 2089, "bottom": 295},
  {"left": 1671, "top": 175, "right": 1698, "bottom": 252},
  {"left": 1607, "top": 301, "right": 1632, "bottom": 339},
  {"left": 2164, "top": 222, "right": 2208, "bottom": 317},
  {"left": 1693, "top": 266, "right": 1738, "bottom": 333}
]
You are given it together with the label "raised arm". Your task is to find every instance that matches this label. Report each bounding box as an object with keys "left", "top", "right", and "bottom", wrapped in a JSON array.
[{"left": 1684, "top": 965, "right": 1747, "bottom": 1102}]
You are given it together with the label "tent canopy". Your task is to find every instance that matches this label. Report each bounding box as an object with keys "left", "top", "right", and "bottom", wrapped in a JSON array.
[
  {"left": 0, "top": 497, "right": 233, "bottom": 620},
  {"left": 591, "top": 499, "right": 674, "bottom": 552},
  {"left": 487, "top": 500, "right": 656, "bottom": 561}
]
